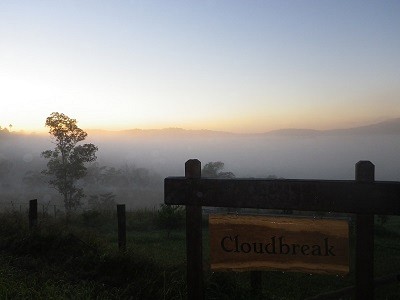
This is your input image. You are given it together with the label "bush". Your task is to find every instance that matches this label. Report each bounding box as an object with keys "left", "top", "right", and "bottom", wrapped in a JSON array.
[
  {"left": 156, "top": 204, "right": 185, "bottom": 237},
  {"left": 81, "top": 210, "right": 105, "bottom": 227},
  {"left": 87, "top": 192, "right": 117, "bottom": 214}
]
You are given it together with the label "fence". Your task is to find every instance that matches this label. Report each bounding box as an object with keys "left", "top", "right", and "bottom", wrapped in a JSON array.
[
  {"left": 0, "top": 201, "right": 67, "bottom": 217},
  {"left": 164, "top": 159, "right": 400, "bottom": 300},
  {"left": 2, "top": 160, "right": 399, "bottom": 298},
  {"left": 0, "top": 201, "right": 146, "bottom": 218}
]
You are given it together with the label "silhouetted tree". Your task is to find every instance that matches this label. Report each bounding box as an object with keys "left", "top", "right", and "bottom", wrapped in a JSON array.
[
  {"left": 41, "top": 112, "right": 98, "bottom": 211},
  {"left": 0, "top": 126, "right": 10, "bottom": 134},
  {"left": 84, "top": 163, "right": 160, "bottom": 189},
  {"left": 202, "top": 161, "right": 235, "bottom": 178}
]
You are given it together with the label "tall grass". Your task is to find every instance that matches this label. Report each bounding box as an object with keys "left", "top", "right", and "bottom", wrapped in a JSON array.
[{"left": 0, "top": 210, "right": 399, "bottom": 299}]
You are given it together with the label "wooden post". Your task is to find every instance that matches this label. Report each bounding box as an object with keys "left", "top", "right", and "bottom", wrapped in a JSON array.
[
  {"left": 355, "top": 161, "right": 375, "bottom": 300},
  {"left": 117, "top": 204, "right": 126, "bottom": 252},
  {"left": 185, "top": 159, "right": 203, "bottom": 300},
  {"left": 29, "top": 199, "right": 38, "bottom": 230}
]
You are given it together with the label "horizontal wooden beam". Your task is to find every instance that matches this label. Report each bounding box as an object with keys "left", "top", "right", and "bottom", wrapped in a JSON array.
[{"left": 164, "top": 178, "right": 400, "bottom": 215}]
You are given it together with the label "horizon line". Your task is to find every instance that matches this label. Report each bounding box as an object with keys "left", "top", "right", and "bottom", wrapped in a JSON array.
[{"left": 6, "top": 117, "right": 400, "bottom": 136}]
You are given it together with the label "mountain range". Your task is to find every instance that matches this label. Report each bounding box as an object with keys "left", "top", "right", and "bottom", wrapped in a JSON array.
[{"left": 87, "top": 118, "right": 400, "bottom": 137}]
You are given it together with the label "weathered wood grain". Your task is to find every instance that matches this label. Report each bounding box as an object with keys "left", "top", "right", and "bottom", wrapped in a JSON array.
[
  {"left": 185, "top": 159, "right": 203, "bottom": 300},
  {"left": 209, "top": 215, "right": 349, "bottom": 275},
  {"left": 165, "top": 178, "right": 400, "bottom": 214}
]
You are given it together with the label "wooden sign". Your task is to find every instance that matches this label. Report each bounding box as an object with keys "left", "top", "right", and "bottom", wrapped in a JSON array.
[
  {"left": 165, "top": 177, "right": 400, "bottom": 215},
  {"left": 209, "top": 214, "right": 349, "bottom": 275}
]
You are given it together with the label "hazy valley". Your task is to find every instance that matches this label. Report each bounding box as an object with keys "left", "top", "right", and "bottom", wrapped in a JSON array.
[{"left": 1, "top": 118, "right": 400, "bottom": 209}]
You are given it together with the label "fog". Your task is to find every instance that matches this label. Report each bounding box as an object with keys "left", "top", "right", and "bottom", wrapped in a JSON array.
[
  {"left": 1, "top": 127, "right": 400, "bottom": 209},
  {"left": 90, "top": 132, "right": 400, "bottom": 180}
]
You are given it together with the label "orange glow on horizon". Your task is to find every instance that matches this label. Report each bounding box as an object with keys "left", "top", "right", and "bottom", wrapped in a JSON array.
[{"left": 7, "top": 112, "right": 396, "bottom": 135}]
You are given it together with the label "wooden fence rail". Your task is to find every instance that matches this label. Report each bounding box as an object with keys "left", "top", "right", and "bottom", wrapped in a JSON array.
[
  {"left": 164, "top": 160, "right": 400, "bottom": 300},
  {"left": 15, "top": 200, "right": 129, "bottom": 252}
]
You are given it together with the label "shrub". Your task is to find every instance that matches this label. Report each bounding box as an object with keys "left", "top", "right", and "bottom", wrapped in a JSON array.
[
  {"left": 87, "top": 192, "right": 117, "bottom": 214},
  {"left": 156, "top": 204, "right": 184, "bottom": 237}
]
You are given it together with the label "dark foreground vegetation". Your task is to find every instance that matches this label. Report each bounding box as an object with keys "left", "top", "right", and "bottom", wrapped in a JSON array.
[{"left": 0, "top": 209, "right": 399, "bottom": 299}]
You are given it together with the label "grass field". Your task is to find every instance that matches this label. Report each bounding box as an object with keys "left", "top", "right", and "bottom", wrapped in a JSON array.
[{"left": 0, "top": 209, "right": 399, "bottom": 299}]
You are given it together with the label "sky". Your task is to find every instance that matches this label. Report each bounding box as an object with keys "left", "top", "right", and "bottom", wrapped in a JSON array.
[{"left": 1, "top": 0, "right": 399, "bottom": 134}]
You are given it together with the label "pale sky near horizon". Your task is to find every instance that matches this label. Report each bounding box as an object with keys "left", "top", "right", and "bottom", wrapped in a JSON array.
[{"left": 1, "top": 0, "right": 399, "bottom": 134}]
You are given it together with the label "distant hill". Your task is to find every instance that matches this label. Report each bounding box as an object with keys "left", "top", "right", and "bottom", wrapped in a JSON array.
[
  {"left": 259, "top": 118, "right": 400, "bottom": 137},
  {"left": 85, "top": 118, "right": 400, "bottom": 138},
  {"left": 260, "top": 128, "right": 322, "bottom": 137},
  {"left": 87, "top": 128, "right": 235, "bottom": 138},
  {"left": 326, "top": 118, "right": 400, "bottom": 135}
]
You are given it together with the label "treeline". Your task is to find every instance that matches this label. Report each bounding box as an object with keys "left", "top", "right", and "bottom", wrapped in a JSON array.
[
  {"left": 0, "top": 133, "right": 163, "bottom": 209},
  {"left": 0, "top": 114, "right": 164, "bottom": 209},
  {"left": 0, "top": 161, "right": 163, "bottom": 210},
  {"left": 84, "top": 163, "right": 161, "bottom": 188},
  {"left": 0, "top": 125, "right": 13, "bottom": 134}
]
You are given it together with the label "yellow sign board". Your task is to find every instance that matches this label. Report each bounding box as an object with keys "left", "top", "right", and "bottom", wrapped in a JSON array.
[{"left": 209, "top": 214, "right": 349, "bottom": 275}]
